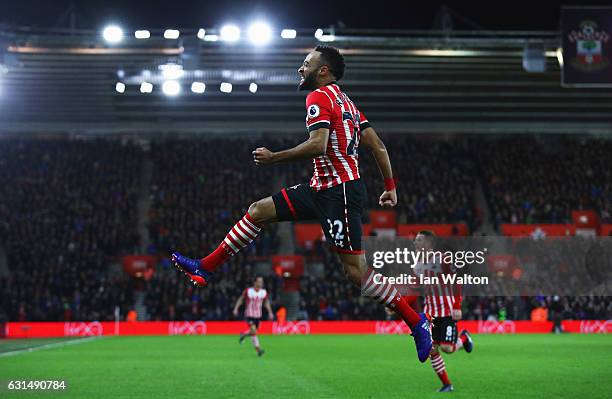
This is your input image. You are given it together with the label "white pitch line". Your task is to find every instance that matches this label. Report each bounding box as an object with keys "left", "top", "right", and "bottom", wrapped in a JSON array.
[{"left": 0, "top": 336, "right": 101, "bottom": 358}]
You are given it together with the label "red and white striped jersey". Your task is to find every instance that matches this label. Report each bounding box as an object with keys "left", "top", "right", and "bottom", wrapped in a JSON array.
[
  {"left": 413, "top": 260, "right": 462, "bottom": 318},
  {"left": 305, "top": 83, "right": 371, "bottom": 191},
  {"left": 243, "top": 287, "right": 268, "bottom": 319}
]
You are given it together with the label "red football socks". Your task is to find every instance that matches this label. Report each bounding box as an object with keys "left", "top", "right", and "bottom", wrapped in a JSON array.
[
  {"left": 362, "top": 269, "right": 421, "bottom": 328},
  {"left": 431, "top": 352, "right": 451, "bottom": 385},
  {"left": 200, "top": 213, "right": 263, "bottom": 272}
]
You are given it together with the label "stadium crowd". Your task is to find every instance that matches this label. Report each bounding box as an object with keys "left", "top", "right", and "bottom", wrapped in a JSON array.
[
  {"left": 144, "top": 138, "right": 282, "bottom": 321},
  {"left": 477, "top": 137, "right": 612, "bottom": 226},
  {"left": 361, "top": 137, "right": 477, "bottom": 227},
  {"left": 0, "top": 136, "right": 610, "bottom": 322},
  {"left": 0, "top": 139, "right": 142, "bottom": 322}
]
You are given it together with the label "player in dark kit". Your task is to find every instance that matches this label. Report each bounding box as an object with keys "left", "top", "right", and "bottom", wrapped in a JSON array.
[{"left": 171, "top": 45, "right": 432, "bottom": 362}]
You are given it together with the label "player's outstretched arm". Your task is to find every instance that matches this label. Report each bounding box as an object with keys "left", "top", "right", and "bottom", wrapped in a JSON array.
[
  {"left": 360, "top": 126, "right": 397, "bottom": 208},
  {"left": 252, "top": 128, "right": 329, "bottom": 166},
  {"left": 232, "top": 295, "right": 244, "bottom": 318}
]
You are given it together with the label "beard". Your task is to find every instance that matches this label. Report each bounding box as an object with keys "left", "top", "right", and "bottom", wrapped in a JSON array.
[{"left": 298, "top": 73, "right": 317, "bottom": 91}]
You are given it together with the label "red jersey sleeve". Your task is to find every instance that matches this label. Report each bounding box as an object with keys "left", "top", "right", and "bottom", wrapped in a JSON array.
[
  {"left": 242, "top": 288, "right": 248, "bottom": 299},
  {"left": 452, "top": 283, "right": 463, "bottom": 310},
  {"left": 305, "top": 90, "right": 334, "bottom": 132},
  {"left": 441, "top": 261, "right": 462, "bottom": 310},
  {"left": 358, "top": 110, "right": 371, "bottom": 130}
]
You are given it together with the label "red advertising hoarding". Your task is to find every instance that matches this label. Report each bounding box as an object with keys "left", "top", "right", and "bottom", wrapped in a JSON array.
[{"left": 5, "top": 320, "right": 611, "bottom": 338}]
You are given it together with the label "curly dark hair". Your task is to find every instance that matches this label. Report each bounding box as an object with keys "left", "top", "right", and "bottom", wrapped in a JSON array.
[{"left": 314, "top": 45, "right": 346, "bottom": 81}]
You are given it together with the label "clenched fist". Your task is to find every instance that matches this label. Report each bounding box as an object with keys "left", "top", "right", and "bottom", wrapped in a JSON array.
[
  {"left": 252, "top": 147, "right": 276, "bottom": 166},
  {"left": 379, "top": 189, "right": 397, "bottom": 208}
]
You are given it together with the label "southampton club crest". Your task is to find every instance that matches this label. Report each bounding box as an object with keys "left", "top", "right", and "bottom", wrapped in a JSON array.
[{"left": 568, "top": 20, "right": 610, "bottom": 71}]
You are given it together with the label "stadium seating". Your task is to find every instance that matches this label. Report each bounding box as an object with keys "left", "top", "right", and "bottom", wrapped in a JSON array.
[
  {"left": 475, "top": 136, "right": 612, "bottom": 226},
  {"left": 0, "top": 136, "right": 610, "bottom": 322},
  {"left": 0, "top": 139, "right": 142, "bottom": 321}
]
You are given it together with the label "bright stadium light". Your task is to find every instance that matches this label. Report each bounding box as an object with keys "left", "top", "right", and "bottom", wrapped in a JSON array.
[
  {"left": 314, "top": 28, "right": 334, "bottom": 42},
  {"left": 191, "top": 82, "right": 206, "bottom": 93},
  {"left": 281, "top": 29, "right": 297, "bottom": 39},
  {"left": 115, "top": 82, "right": 126, "bottom": 93},
  {"left": 247, "top": 22, "right": 272, "bottom": 45},
  {"left": 164, "top": 29, "right": 180, "bottom": 39},
  {"left": 204, "top": 34, "right": 219, "bottom": 42},
  {"left": 159, "top": 63, "right": 184, "bottom": 80},
  {"left": 220, "top": 82, "right": 233, "bottom": 93},
  {"left": 162, "top": 81, "right": 181, "bottom": 96},
  {"left": 103, "top": 25, "right": 123, "bottom": 43},
  {"left": 220, "top": 24, "right": 240, "bottom": 42},
  {"left": 135, "top": 30, "right": 150, "bottom": 39},
  {"left": 197, "top": 29, "right": 206, "bottom": 40},
  {"left": 140, "top": 82, "right": 153, "bottom": 93},
  {"left": 249, "top": 82, "right": 258, "bottom": 93},
  {"left": 556, "top": 47, "right": 564, "bottom": 68}
]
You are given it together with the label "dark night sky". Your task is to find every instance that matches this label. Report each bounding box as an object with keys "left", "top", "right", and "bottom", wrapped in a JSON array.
[{"left": 1, "top": 0, "right": 611, "bottom": 31}]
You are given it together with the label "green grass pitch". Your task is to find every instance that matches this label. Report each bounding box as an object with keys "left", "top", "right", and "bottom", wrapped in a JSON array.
[{"left": 1, "top": 334, "right": 610, "bottom": 398}]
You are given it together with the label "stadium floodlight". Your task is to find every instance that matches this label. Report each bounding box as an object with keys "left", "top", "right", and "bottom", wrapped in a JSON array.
[
  {"left": 220, "top": 82, "right": 233, "bottom": 93},
  {"left": 164, "top": 29, "right": 180, "bottom": 39},
  {"left": 281, "top": 29, "right": 297, "bottom": 39},
  {"left": 314, "top": 28, "right": 334, "bottom": 42},
  {"left": 203, "top": 34, "right": 219, "bottom": 42},
  {"left": 197, "top": 29, "right": 206, "bottom": 40},
  {"left": 191, "top": 82, "right": 206, "bottom": 93},
  {"left": 159, "top": 63, "right": 184, "bottom": 80},
  {"left": 249, "top": 83, "right": 258, "bottom": 93},
  {"left": 115, "top": 82, "right": 126, "bottom": 93},
  {"left": 556, "top": 47, "right": 564, "bottom": 68},
  {"left": 135, "top": 30, "right": 150, "bottom": 39},
  {"left": 103, "top": 25, "right": 123, "bottom": 43},
  {"left": 247, "top": 22, "right": 272, "bottom": 45},
  {"left": 162, "top": 81, "right": 181, "bottom": 96},
  {"left": 220, "top": 25, "right": 240, "bottom": 42},
  {"left": 140, "top": 82, "right": 153, "bottom": 93}
]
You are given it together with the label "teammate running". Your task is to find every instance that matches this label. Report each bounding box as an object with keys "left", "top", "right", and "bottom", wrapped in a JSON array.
[
  {"left": 171, "top": 45, "right": 432, "bottom": 362},
  {"left": 233, "top": 276, "right": 273, "bottom": 357},
  {"left": 412, "top": 231, "right": 474, "bottom": 392}
]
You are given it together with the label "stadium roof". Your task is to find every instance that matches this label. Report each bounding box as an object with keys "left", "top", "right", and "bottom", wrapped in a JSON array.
[
  {"left": 3, "top": 1, "right": 612, "bottom": 31},
  {"left": 0, "top": 25, "right": 611, "bottom": 135}
]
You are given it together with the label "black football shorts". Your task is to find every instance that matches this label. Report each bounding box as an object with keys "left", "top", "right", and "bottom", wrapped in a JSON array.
[
  {"left": 432, "top": 316, "right": 458, "bottom": 344},
  {"left": 272, "top": 179, "right": 366, "bottom": 254},
  {"left": 246, "top": 317, "right": 261, "bottom": 328}
]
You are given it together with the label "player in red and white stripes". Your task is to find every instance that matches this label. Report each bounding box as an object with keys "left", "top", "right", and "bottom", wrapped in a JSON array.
[
  {"left": 171, "top": 45, "right": 433, "bottom": 363},
  {"left": 233, "top": 276, "right": 273, "bottom": 357},
  {"left": 412, "top": 231, "right": 474, "bottom": 392}
]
